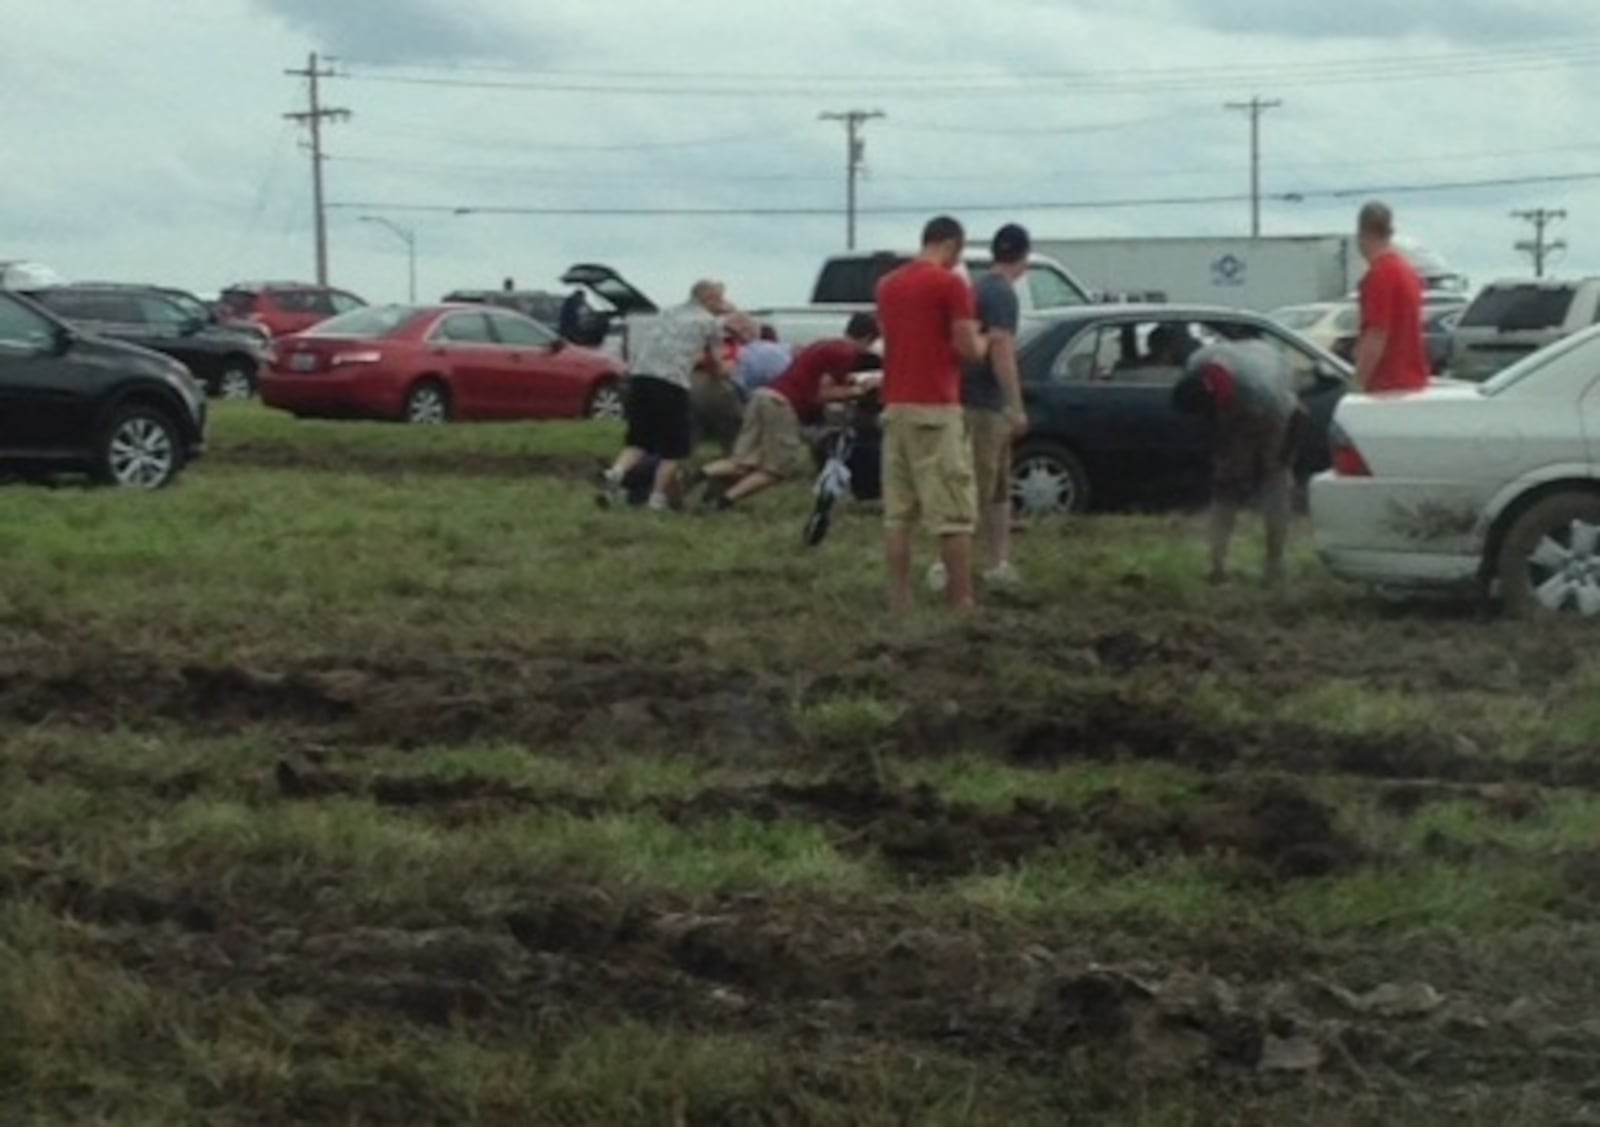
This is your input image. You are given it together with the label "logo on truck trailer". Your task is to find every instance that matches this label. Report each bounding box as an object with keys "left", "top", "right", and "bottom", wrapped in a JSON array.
[{"left": 1210, "top": 253, "right": 1247, "bottom": 287}]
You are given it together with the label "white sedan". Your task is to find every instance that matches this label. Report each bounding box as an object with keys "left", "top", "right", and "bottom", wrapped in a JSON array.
[{"left": 1311, "top": 325, "right": 1600, "bottom": 616}]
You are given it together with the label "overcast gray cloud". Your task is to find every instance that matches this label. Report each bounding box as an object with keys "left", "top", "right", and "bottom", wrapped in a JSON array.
[
  {"left": 1122, "top": 0, "right": 1595, "bottom": 44},
  {"left": 251, "top": 0, "right": 540, "bottom": 63},
  {"left": 4, "top": 0, "right": 1600, "bottom": 308}
]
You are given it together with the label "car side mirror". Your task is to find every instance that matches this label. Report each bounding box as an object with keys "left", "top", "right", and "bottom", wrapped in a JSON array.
[{"left": 50, "top": 326, "right": 74, "bottom": 356}]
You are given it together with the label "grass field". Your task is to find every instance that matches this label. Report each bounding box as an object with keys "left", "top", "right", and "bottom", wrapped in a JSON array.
[{"left": 4, "top": 403, "right": 1600, "bottom": 1125}]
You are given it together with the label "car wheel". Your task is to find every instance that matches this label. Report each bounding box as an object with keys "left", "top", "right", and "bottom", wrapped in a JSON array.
[
  {"left": 1012, "top": 441, "right": 1090, "bottom": 517},
  {"left": 586, "top": 379, "right": 625, "bottom": 421},
  {"left": 1497, "top": 492, "right": 1600, "bottom": 618},
  {"left": 99, "top": 407, "right": 184, "bottom": 489},
  {"left": 404, "top": 380, "right": 450, "bottom": 425},
  {"left": 216, "top": 363, "right": 256, "bottom": 401}
]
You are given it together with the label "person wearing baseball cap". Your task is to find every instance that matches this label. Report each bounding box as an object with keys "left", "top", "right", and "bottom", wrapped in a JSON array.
[{"left": 931, "top": 223, "right": 1032, "bottom": 593}]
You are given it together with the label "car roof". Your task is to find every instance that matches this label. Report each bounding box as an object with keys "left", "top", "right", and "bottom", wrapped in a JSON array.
[
  {"left": 223, "top": 281, "right": 333, "bottom": 293},
  {"left": 1032, "top": 303, "right": 1278, "bottom": 323}
]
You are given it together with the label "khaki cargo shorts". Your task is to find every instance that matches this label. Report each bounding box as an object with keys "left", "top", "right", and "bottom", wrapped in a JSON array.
[
  {"left": 882, "top": 405, "right": 977, "bottom": 536},
  {"left": 965, "top": 407, "right": 1014, "bottom": 508},
  {"left": 730, "top": 390, "right": 805, "bottom": 479}
]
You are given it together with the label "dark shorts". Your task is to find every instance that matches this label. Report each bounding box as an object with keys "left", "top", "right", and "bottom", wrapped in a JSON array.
[
  {"left": 1213, "top": 406, "right": 1306, "bottom": 503},
  {"left": 624, "top": 377, "right": 693, "bottom": 461}
]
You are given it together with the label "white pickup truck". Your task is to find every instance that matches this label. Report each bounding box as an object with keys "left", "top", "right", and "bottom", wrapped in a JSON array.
[{"left": 750, "top": 250, "right": 1095, "bottom": 348}]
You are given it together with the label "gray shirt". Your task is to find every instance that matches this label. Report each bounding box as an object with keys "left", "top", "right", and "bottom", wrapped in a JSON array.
[
  {"left": 1186, "top": 340, "right": 1298, "bottom": 420},
  {"left": 962, "top": 272, "right": 1020, "bottom": 411},
  {"left": 628, "top": 302, "right": 722, "bottom": 389}
]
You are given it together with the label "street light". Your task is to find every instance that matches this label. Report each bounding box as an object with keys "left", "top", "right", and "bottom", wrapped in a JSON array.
[{"left": 359, "top": 215, "right": 417, "bottom": 302}]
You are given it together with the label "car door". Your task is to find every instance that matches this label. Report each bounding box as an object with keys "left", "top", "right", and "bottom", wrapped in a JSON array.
[
  {"left": 427, "top": 312, "right": 506, "bottom": 418},
  {"left": 486, "top": 311, "right": 576, "bottom": 417},
  {"left": 1025, "top": 318, "right": 1209, "bottom": 502},
  {"left": 0, "top": 294, "right": 102, "bottom": 455}
]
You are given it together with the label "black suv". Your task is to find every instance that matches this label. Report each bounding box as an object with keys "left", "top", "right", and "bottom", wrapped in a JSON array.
[
  {"left": 24, "top": 284, "right": 269, "bottom": 400},
  {"left": 0, "top": 291, "right": 206, "bottom": 488}
]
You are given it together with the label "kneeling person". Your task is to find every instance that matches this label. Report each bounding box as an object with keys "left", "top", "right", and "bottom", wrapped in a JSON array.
[
  {"left": 1173, "top": 337, "right": 1306, "bottom": 587},
  {"left": 701, "top": 313, "right": 880, "bottom": 508}
]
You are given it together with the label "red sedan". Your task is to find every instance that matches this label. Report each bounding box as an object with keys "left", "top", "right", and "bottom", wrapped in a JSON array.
[{"left": 260, "top": 304, "right": 627, "bottom": 424}]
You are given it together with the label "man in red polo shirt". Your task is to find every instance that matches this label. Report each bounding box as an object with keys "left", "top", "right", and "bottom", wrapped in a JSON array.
[
  {"left": 875, "top": 216, "right": 988, "bottom": 612},
  {"left": 1355, "top": 201, "right": 1429, "bottom": 393}
]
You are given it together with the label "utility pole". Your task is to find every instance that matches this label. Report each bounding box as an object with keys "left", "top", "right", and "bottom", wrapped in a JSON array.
[
  {"left": 1224, "top": 96, "right": 1282, "bottom": 238},
  {"left": 820, "top": 110, "right": 885, "bottom": 250},
  {"left": 285, "top": 52, "right": 350, "bottom": 286},
  {"left": 1512, "top": 208, "right": 1568, "bottom": 278}
]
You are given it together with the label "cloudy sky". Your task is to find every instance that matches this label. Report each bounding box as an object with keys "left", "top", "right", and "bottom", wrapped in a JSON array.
[{"left": 4, "top": 0, "right": 1600, "bottom": 307}]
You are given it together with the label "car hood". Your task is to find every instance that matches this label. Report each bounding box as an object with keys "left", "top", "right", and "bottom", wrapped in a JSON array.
[{"left": 1341, "top": 381, "right": 1483, "bottom": 408}]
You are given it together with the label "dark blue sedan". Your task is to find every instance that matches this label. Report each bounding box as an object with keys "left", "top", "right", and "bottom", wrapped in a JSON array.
[{"left": 1011, "top": 306, "right": 1350, "bottom": 515}]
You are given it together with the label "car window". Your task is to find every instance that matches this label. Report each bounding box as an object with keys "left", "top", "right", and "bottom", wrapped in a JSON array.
[
  {"left": 220, "top": 290, "right": 258, "bottom": 317},
  {"left": 1269, "top": 307, "right": 1321, "bottom": 331},
  {"left": 136, "top": 293, "right": 192, "bottom": 327},
  {"left": 0, "top": 295, "right": 58, "bottom": 350},
  {"left": 80, "top": 293, "right": 143, "bottom": 324},
  {"left": 165, "top": 292, "right": 211, "bottom": 321},
  {"left": 488, "top": 312, "right": 557, "bottom": 347},
  {"left": 273, "top": 290, "right": 328, "bottom": 316},
  {"left": 330, "top": 291, "right": 365, "bottom": 314},
  {"left": 1459, "top": 285, "right": 1576, "bottom": 331},
  {"left": 1050, "top": 321, "right": 1194, "bottom": 386},
  {"left": 28, "top": 290, "right": 82, "bottom": 319},
  {"left": 434, "top": 313, "right": 496, "bottom": 344},
  {"left": 812, "top": 256, "right": 906, "bottom": 303},
  {"left": 1027, "top": 265, "right": 1088, "bottom": 310}
]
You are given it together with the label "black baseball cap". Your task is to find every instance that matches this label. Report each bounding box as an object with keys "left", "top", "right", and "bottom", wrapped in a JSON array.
[{"left": 992, "top": 223, "right": 1032, "bottom": 264}]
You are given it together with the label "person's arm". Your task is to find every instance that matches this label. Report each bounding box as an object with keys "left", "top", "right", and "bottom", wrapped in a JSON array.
[
  {"left": 988, "top": 282, "right": 1026, "bottom": 434},
  {"left": 1354, "top": 267, "right": 1394, "bottom": 392}
]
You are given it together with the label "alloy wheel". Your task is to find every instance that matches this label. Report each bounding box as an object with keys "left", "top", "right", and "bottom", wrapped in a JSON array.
[{"left": 108, "top": 417, "right": 176, "bottom": 488}]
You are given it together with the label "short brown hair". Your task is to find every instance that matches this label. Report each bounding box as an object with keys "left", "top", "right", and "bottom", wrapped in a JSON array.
[{"left": 1358, "top": 202, "right": 1394, "bottom": 239}]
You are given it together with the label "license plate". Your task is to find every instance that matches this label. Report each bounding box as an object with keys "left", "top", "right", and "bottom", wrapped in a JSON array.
[{"left": 291, "top": 352, "right": 316, "bottom": 372}]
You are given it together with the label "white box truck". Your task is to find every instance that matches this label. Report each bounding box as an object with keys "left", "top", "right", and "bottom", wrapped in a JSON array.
[{"left": 1032, "top": 235, "right": 1360, "bottom": 313}]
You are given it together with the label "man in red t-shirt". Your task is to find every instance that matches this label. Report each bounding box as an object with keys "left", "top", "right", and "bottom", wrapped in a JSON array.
[
  {"left": 875, "top": 216, "right": 988, "bottom": 612},
  {"left": 1355, "top": 201, "right": 1429, "bottom": 393},
  {"left": 698, "top": 314, "right": 881, "bottom": 508}
]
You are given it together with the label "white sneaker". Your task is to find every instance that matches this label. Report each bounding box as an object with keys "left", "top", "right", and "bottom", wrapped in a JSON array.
[
  {"left": 983, "top": 562, "right": 1021, "bottom": 587},
  {"left": 926, "top": 561, "right": 948, "bottom": 593},
  {"left": 647, "top": 492, "right": 672, "bottom": 512}
]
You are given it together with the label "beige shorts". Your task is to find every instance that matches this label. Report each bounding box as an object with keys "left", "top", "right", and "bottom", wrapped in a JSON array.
[
  {"left": 965, "top": 408, "right": 1013, "bottom": 508},
  {"left": 882, "top": 405, "right": 977, "bottom": 536},
  {"left": 729, "top": 390, "right": 805, "bottom": 478}
]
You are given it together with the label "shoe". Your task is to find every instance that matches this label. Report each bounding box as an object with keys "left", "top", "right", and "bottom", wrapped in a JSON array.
[
  {"left": 595, "top": 470, "right": 623, "bottom": 510},
  {"left": 983, "top": 562, "right": 1021, "bottom": 587},
  {"left": 926, "top": 561, "right": 948, "bottom": 593},
  {"left": 647, "top": 492, "right": 672, "bottom": 513}
]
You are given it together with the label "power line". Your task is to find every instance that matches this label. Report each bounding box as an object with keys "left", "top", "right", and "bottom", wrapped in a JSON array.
[
  {"left": 326, "top": 168, "right": 1600, "bottom": 219},
  {"left": 1512, "top": 208, "right": 1568, "bottom": 277},
  {"left": 338, "top": 40, "right": 1600, "bottom": 88},
  {"left": 1225, "top": 96, "right": 1282, "bottom": 237},
  {"left": 284, "top": 52, "right": 350, "bottom": 285}
]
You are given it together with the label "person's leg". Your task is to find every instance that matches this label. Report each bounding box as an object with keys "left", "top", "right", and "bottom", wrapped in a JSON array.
[
  {"left": 649, "top": 383, "right": 693, "bottom": 511},
  {"left": 723, "top": 471, "right": 778, "bottom": 504},
  {"left": 1262, "top": 466, "right": 1292, "bottom": 585},
  {"left": 1208, "top": 500, "right": 1238, "bottom": 584},
  {"left": 881, "top": 411, "right": 917, "bottom": 612},
  {"left": 939, "top": 533, "right": 976, "bottom": 611}
]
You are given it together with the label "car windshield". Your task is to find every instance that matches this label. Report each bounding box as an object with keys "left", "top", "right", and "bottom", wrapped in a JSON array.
[
  {"left": 304, "top": 306, "right": 419, "bottom": 338},
  {"left": 1269, "top": 307, "right": 1323, "bottom": 330},
  {"left": 1480, "top": 324, "right": 1600, "bottom": 396},
  {"left": 1459, "top": 285, "right": 1576, "bottom": 331}
]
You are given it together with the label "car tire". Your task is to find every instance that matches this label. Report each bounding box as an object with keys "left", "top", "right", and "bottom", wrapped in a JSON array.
[
  {"left": 1497, "top": 491, "right": 1600, "bottom": 618},
  {"left": 586, "top": 379, "right": 626, "bottom": 421},
  {"left": 1012, "top": 440, "right": 1091, "bottom": 517},
  {"left": 97, "top": 406, "right": 185, "bottom": 489},
  {"left": 215, "top": 360, "right": 257, "bottom": 401},
  {"left": 404, "top": 379, "right": 451, "bottom": 425}
]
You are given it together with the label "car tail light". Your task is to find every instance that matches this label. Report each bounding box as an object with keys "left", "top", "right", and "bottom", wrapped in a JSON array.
[
  {"left": 1329, "top": 424, "right": 1373, "bottom": 478},
  {"left": 331, "top": 349, "right": 382, "bottom": 367}
]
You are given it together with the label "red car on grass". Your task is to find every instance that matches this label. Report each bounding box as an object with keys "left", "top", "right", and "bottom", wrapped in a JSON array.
[{"left": 260, "top": 304, "right": 627, "bottom": 424}]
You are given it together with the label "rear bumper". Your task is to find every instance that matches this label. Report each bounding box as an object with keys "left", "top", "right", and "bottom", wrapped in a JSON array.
[
  {"left": 1310, "top": 472, "right": 1484, "bottom": 588},
  {"left": 260, "top": 371, "right": 404, "bottom": 418}
]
